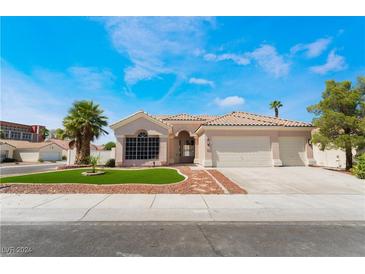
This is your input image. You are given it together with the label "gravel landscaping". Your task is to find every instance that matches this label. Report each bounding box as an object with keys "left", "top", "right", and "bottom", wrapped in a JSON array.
[{"left": 0, "top": 166, "right": 246, "bottom": 194}]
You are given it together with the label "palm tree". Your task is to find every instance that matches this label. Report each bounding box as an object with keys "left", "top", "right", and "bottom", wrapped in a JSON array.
[
  {"left": 270, "top": 100, "right": 283, "bottom": 118},
  {"left": 40, "top": 127, "right": 50, "bottom": 140},
  {"left": 63, "top": 100, "right": 108, "bottom": 164}
]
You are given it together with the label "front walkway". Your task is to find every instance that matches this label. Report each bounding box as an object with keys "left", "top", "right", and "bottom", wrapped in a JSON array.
[
  {"left": 1, "top": 193, "right": 364, "bottom": 222},
  {"left": 0, "top": 166, "right": 246, "bottom": 194}
]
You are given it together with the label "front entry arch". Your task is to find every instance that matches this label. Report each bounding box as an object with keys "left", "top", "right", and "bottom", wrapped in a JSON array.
[{"left": 176, "top": 131, "right": 195, "bottom": 163}]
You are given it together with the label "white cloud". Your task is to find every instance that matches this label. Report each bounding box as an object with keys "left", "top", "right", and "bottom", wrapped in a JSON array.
[
  {"left": 188, "top": 77, "right": 215, "bottom": 87},
  {"left": 204, "top": 44, "right": 289, "bottom": 77},
  {"left": 310, "top": 50, "right": 347, "bottom": 74},
  {"left": 214, "top": 96, "right": 245, "bottom": 107},
  {"left": 291, "top": 37, "right": 332, "bottom": 58},
  {"left": 204, "top": 53, "right": 250, "bottom": 65},
  {"left": 98, "top": 17, "right": 214, "bottom": 85},
  {"left": 246, "top": 45, "right": 290, "bottom": 78},
  {"left": 1, "top": 61, "right": 66, "bottom": 129},
  {"left": 68, "top": 66, "right": 115, "bottom": 91}
]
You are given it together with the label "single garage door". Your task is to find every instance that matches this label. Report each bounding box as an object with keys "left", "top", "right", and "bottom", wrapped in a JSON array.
[
  {"left": 40, "top": 151, "right": 61, "bottom": 161},
  {"left": 279, "top": 137, "right": 306, "bottom": 166},
  {"left": 212, "top": 136, "right": 272, "bottom": 167}
]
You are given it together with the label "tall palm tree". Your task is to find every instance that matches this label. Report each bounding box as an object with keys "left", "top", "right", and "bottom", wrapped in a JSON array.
[
  {"left": 63, "top": 100, "right": 108, "bottom": 164},
  {"left": 270, "top": 100, "right": 283, "bottom": 118}
]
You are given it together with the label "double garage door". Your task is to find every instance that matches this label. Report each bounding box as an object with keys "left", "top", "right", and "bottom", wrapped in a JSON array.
[
  {"left": 212, "top": 136, "right": 272, "bottom": 167},
  {"left": 212, "top": 136, "right": 306, "bottom": 167}
]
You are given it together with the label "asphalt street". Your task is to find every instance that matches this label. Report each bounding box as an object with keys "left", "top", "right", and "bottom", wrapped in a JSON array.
[
  {"left": 1, "top": 221, "right": 364, "bottom": 256},
  {"left": 0, "top": 162, "right": 64, "bottom": 176}
]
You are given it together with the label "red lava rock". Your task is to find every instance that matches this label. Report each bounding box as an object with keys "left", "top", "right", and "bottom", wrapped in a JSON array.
[{"left": 207, "top": 170, "right": 247, "bottom": 194}]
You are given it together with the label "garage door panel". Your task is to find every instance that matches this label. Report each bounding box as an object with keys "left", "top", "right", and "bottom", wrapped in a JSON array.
[
  {"left": 40, "top": 151, "right": 61, "bottom": 161},
  {"left": 279, "top": 137, "right": 306, "bottom": 166},
  {"left": 212, "top": 137, "right": 272, "bottom": 167}
]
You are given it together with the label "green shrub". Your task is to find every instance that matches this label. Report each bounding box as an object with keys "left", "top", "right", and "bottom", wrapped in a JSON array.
[
  {"left": 62, "top": 155, "right": 67, "bottom": 160},
  {"left": 38, "top": 159, "right": 44, "bottom": 163},
  {"left": 105, "top": 158, "right": 115, "bottom": 167},
  {"left": 88, "top": 155, "right": 100, "bottom": 173},
  {"left": 352, "top": 154, "right": 365, "bottom": 179},
  {"left": 1, "top": 157, "right": 16, "bottom": 163}
]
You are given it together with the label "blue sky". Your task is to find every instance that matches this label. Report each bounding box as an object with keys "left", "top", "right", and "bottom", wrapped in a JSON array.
[{"left": 1, "top": 16, "right": 365, "bottom": 144}]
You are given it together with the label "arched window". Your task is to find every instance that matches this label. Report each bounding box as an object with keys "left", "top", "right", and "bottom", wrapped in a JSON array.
[
  {"left": 125, "top": 131, "right": 159, "bottom": 160},
  {"left": 137, "top": 131, "right": 148, "bottom": 138}
]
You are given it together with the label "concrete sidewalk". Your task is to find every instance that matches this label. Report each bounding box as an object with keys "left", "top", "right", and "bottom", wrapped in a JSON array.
[{"left": 1, "top": 193, "right": 364, "bottom": 222}]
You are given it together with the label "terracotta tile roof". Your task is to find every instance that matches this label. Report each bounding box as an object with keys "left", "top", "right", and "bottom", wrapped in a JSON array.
[
  {"left": 154, "top": 114, "right": 219, "bottom": 122},
  {"left": 49, "top": 139, "right": 71, "bottom": 150},
  {"left": 203, "top": 111, "right": 312, "bottom": 127}
]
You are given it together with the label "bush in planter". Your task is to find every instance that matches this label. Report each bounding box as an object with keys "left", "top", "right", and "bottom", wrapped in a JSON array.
[
  {"left": 62, "top": 155, "right": 67, "bottom": 160},
  {"left": 105, "top": 158, "right": 115, "bottom": 167},
  {"left": 352, "top": 154, "right": 365, "bottom": 179}
]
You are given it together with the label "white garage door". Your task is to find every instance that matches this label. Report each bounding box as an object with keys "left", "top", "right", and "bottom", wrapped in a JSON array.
[
  {"left": 279, "top": 137, "right": 306, "bottom": 166},
  {"left": 18, "top": 152, "right": 39, "bottom": 162},
  {"left": 40, "top": 151, "right": 61, "bottom": 161},
  {"left": 212, "top": 136, "right": 272, "bottom": 167}
]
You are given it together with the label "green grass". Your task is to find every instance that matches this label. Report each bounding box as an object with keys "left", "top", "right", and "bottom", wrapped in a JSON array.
[{"left": 0, "top": 168, "right": 185, "bottom": 185}]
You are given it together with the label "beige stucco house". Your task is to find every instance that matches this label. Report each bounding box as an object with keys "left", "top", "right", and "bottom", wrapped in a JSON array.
[
  {"left": 1, "top": 139, "right": 64, "bottom": 162},
  {"left": 0, "top": 141, "right": 16, "bottom": 161},
  {"left": 110, "top": 111, "right": 316, "bottom": 167}
]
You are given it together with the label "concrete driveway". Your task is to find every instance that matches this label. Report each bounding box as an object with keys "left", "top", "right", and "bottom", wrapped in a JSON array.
[{"left": 218, "top": 167, "right": 365, "bottom": 194}]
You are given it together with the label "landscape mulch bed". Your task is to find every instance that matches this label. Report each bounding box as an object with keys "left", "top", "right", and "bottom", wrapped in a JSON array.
[{"left": 0, "top": 166, "right": 246, "bottom": 195}]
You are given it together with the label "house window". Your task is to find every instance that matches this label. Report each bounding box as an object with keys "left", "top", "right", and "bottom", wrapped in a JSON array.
[
  {"left": 22, "top": 133, "right": 32, "bottom": 140},
  {"left": 125, "top": 131, "right": 160, "bottom": 160},
  {"left": 11, "top": 132, "right": 21, "bottom": 139}
]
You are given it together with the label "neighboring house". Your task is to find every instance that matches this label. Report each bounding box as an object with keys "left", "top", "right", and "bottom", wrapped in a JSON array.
[
  {"left": 0, "top": 141, "right": 16, "bottom": 161},
  {"left": 1, "top": 139, "right": 64, "bottom": 162},
  {"left": 49, "top": 139, "right": 71, "bottom": 157},
  {"left": 0, "top": 121, "right": 45, "bottom": 142},
  {"left": 110, "top": 111, "right": 315, "bottom": 167}
]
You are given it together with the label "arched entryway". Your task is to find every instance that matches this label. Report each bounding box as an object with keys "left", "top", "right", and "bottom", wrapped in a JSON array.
[{"left": 176, "top": 130, "right": 195, "bottom": 163}]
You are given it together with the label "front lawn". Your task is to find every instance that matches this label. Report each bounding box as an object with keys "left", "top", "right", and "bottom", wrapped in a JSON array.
[{"left": 0, "top": 168, "right": 185, "bottom": 185}]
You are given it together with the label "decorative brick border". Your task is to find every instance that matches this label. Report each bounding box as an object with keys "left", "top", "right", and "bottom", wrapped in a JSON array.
[{"left": 207, "top": 170, "right": 247, "bottom": 194}]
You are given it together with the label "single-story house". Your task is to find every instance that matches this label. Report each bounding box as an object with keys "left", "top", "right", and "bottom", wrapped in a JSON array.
[
  {"left": 1, "top": 139, "right": 64, "bottom": 162},
  {"left": 0, "top": 141, "right": 16, "bottom": 161},
  {"left": 48, "top": 139, "right": 70, "bottom": 157},
  {"left": 110, "top": 111, "right": 316, "bottom": 167}
]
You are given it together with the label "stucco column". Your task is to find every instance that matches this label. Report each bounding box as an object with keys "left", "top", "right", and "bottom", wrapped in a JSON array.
[
  {"left": 115, "top": 135, "right": 125, "bottom": 167},
  {"left": 159, "top": 136, "right": 168, "bottom": 165},
  {"left": 193, "top": 135, "right": 199, "bottom": 164},
  {"left": 168, "top": 134, "right": 175, "bottom": 164},
  {"left": 271, "top": 133, "right": 283, "bottom": 167},
  {"left": 306, "top": 140, "right": 316, "bottom": 166},
  {"left": 203, "top": 134, "right": 213, "bottom": 167}
]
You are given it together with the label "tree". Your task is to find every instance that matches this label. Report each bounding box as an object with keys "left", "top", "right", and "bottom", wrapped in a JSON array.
[
  {"left": 270, "top": 100, "right": 283, "bottom": 118},
  {"left": 307, "top": 77, "right": 365, "bottom": 170},
  {"left": 63, "top": 100, "right": 108, "bottom": 164},
  {"left": 40, "top": 127, "right": 49, "bottom": 140},
  {"left": 54, "top": 128, "right": 66, "bottom": 140},
  {"left": 104, "top": 141, "right": 116, "bottom": 150}
]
